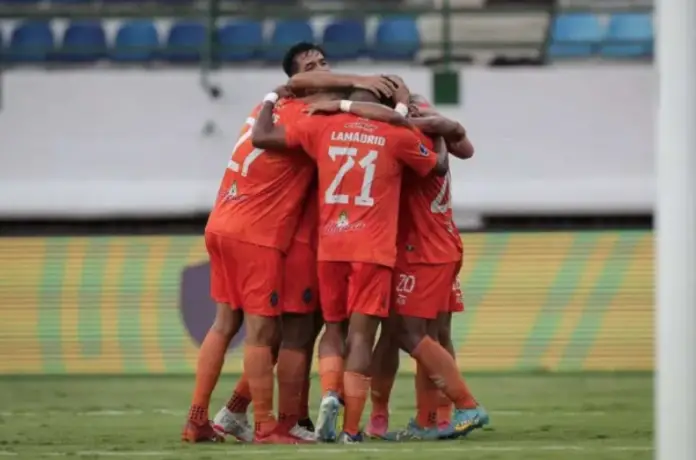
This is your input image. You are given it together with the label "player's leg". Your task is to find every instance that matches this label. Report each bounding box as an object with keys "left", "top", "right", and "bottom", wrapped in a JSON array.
[
  {"left": 274, "top": 240, "right": 320, "bottom": 441},
  {"left": 315, "top": 261, "right": 350, "bottom": 442},
  {"left": 221, "top": 238, "right": 294, "bottom": 444},
  {"left": 365, "top": 311, "right": 400, "bottom": 438},
  {"left": 435, "top": 271, "right": 470, "bottom": 432},
  {"left": 298, "top": 309, "right": 324, "bottom": 433},
  {"left": 337, "top": 263, "right": 392, "bottom": 444},
  {"left": 277, "top": 313, "right": 317, "bottom": 441},
  {"left": 183, "top": 232, "right": 243, "bottom": 443},
  {"left": 212, "top": 371, "right": 254, "bottom": 442},
  {"left": 391, "top": 263, "right": 485, "bottom": 439},
  {"left": 435, "top": 311, "right": 455, "bottom": 430}
]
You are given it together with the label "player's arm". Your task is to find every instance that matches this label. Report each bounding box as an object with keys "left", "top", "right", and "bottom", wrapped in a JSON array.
[
  {"left": 411, "top": 116, "right": 474, "bottom": 159},
  {"left": 395, "top": 128, "right": 449, "bottom": 177},
  {"left": 287, "top": 73, "right": 398, "bottom": 98},
  {"left": 305, "top": 99, "right": 411, "bottom": 127},
  {"left": 409, "top": 94, "right": 475, "bottom": 159},
  {"left": 251, "top": 88, "right": 316, "bottom": 153},
  {"left": 250, "top": 92, "right": 289, "bottom": 151}
]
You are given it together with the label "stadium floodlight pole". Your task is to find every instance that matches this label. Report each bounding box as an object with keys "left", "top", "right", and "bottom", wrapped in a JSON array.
[{"left": 655, "top": 0, "right": 696, "bottom": 459}]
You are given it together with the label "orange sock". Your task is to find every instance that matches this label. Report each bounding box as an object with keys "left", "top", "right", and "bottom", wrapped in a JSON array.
[
  {"left": 244, "top": 345, "right": 276, "bottom": 435},
  {"left": 277, "top": 348, "right": 307, "bottom": 429},
  {"left": 370, "top": 374, "right": 395, "bottom": 416},
  {"left": 437, "top": 392, "right": 453, "bottom": 425},
  {"left": 411, "top": 337, "right": 477, "bottom": 410},
  {"left": 189, "top": 328, "right": 228, "bottom": 423},
  {"left": 226, "top": 373, "right": 252, "bottom": 413},
  {"left": 343, "top": 371, "right": 370, "bottom": 436},
  {"left": 415, "top": 362, "right": 439, "bottom": 428},
  {"left": 319, "top": 356, "right": 344, "bottom": 395}
]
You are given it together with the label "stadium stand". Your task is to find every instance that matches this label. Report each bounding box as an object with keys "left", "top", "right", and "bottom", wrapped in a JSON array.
[
  {"left": 0, "top": 0, "right": 654, "bottom": 65},
  {"left": 217, "top": 20, "right": 263, "bottom": 61},
  {"left": 111, "top": 20, "right": 160, "bottom": 62}
]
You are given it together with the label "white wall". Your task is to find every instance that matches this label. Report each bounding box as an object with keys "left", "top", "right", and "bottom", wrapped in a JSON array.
[{"left": 0, "top": 65, "right": 653, "bottom": 217}]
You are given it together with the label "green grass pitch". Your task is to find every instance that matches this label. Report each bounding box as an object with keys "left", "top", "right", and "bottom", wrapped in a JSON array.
[{"left": 0, "top": 373, "right": 652, "bottom": 459}]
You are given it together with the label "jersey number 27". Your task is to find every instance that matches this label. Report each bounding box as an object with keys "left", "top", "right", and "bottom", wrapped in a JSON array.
[
  {"left": 325, "top": 146, "right": 378, "bottom": 207},
  {"left": 227, "top": 116, "right": 264, "bottom": 176}
]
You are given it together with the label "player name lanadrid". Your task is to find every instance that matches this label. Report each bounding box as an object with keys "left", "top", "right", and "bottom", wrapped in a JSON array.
[{"left": 330, "top": 131, "right": 386, "bottom": 146}]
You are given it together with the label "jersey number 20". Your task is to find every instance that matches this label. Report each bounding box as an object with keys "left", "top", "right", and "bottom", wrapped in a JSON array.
[{"left": 325, "top": 146, "right": 378, "bottom": 207}]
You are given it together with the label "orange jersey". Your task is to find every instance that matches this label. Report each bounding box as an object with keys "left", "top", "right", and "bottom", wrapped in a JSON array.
[
  {"left": 206, "top": 99, "right": 315, "bottom": 252},
  {"left": 284, "top": 113, "right": 438, "bottom": 267},
  {"left": 292, "top": 183, "right": 318, "bottom": 247},
  {"left": 398, "top": 131, "right": 463, "bottom": 264}
]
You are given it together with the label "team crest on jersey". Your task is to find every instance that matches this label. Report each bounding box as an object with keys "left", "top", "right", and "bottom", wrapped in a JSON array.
[
  {"left": 337, "top": 211, "right": 349, "bottom": 229},
  {"left": 223, "top": 181, "right": 246, "bottom": 202},
  {"left": 419, "top": 143, "right": 429, "bottom": 156},
  {"left": 225, "top": 181, "right": 238, "bottom": 199}
]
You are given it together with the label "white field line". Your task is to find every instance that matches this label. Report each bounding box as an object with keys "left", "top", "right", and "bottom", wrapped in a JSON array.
[
  {"left": 0, "top": 445, "right": 654, "bottom": 457},
  {"left": 0, "top": 409, "right": 609, "bottom": 417}
]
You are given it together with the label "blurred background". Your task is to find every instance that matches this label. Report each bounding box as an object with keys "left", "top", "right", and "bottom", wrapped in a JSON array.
[{"left": 0, "top": 0, "right": 653, "bottom": 457}]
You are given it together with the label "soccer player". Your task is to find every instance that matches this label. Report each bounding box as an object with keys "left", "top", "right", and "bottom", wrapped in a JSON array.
[
  {"left": 365, "top": 94, "right": 479, "bottom": 438},
  {"left": 251, "top": 83, "right": 450, "bottom": 443},
  {"left": 307, "top": 93, "right": 488, "bottom": 440},
  {"left": 207, "top": 44, "right": 398, "bottom": 443},
  {"left": 183, "top": 92, "right": 318, "bottom": 443}
]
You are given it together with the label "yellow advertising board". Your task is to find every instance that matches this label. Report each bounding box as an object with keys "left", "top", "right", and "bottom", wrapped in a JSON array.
[{"left": 0, "top": 231, "right": 653, "bottom": 374}]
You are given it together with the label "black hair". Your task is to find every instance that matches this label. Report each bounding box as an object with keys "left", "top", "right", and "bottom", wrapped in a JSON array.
[{"left": 281, "top": 42, "right": 326, "bottom": 77}]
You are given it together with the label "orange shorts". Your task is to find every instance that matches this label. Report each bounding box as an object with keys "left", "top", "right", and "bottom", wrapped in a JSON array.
[
  {"left": 393, "top": 262, "right": 460, "bottom": 319},
  {"left": 318, "top": 261, "right": 392, "bottom": 323},
  {"left": 282, "top": 239, "right": 318, "bottom": 314},
  {"left": 205, "top": 232, "right": 283, "bottom": 317}
]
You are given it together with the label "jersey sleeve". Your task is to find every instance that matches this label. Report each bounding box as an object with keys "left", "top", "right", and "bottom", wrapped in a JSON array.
[
  {"left": 393, "top": 128, "right": 438, "bottom": 177},
  {"left": 284, "top": 117, "right": 316, "bottom": 156}
]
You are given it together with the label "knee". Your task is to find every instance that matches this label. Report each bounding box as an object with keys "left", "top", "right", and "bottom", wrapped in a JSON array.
[
  {"left": 345, "top": 334, "right": 375, "bottom": 374},
  {"left": 396, "top": 323, "right": 427, "bottom": 355},
  {"left": 211, "top": 305, "right": 243, "bottom": 339},
  {"left": 318, "top": 323, "right": 345, "bottom": 357},
  {"left": 397, "top": 330, "right": 422, "bottom": 355},
  {"left": 438, "top": 324, "right": 452, "bottom": 347},
  {"left": 245, "top": 315, "right": 281, "bottom": 347},
  {"left": 281, "top": 314, "right": 315, "bottom": 350}
]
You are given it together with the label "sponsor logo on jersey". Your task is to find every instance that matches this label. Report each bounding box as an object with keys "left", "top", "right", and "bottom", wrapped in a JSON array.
[
  {"left": 323, "top": 211, "right": 366, "bottom": 234},
  {"left": 344, "top": 120, "right": 378, "bottom": 132}
]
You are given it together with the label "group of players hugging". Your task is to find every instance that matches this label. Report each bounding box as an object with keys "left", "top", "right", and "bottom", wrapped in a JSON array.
[{"left": 181, "top": 41, "right": 489, "bottom": 445}]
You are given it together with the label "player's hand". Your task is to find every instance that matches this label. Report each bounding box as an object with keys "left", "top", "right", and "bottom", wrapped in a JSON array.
[
  {"left": 274, "top": 85, "right": 294, "bottom": 99},
  {"left": 384, "top": 75, "right": 410, "bottom": 105},
  {"left": 354, "top": 76, "right": 398, "bottom": 99},
  {"left": 409, "top": 104, "right": 437, "bottom": 118},
  {"left": 304, "top": 100, "right": 342, "bottom": 115},
  {"left": 408, "top": 103, "right": 423, "bottom": 117}
]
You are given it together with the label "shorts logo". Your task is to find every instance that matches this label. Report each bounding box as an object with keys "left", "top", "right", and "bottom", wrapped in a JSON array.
[
  {"left": 270, "top": 291, "right": 279, "bottom": 307},
  {"left": 302, "top": 288, "right": 313, "bottom": 305},
  {"left": 419, "top": 143, "right": 429, "bottom": 157}
]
